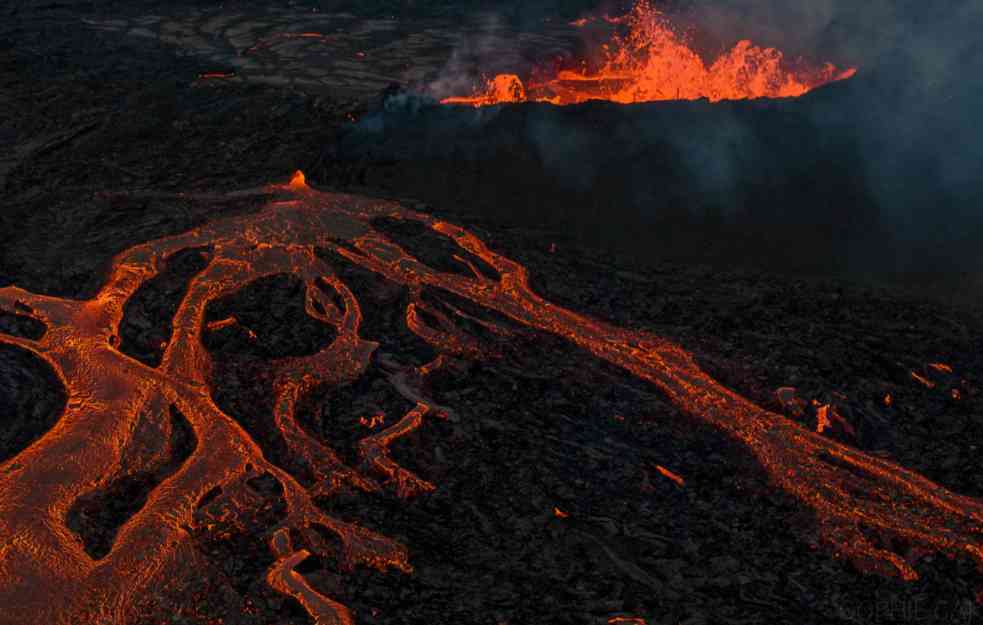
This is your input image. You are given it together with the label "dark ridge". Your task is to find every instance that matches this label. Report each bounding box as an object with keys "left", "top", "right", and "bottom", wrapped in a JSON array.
[
  {"left": 189, "top": 472, "right": 290, "bottom": 602},
  {"left": 204, "top": 343, "right": 307, "bottom": 481},
  {"left": 420, "top": 285, "right": 523, "bottom": 332},
  {"left": 306, "top": 523, "right": 343, "bottom": 563},
  {"left": 419, "top": 285, "right": 527, "bottom": 349},
  {"left": 203, "top": 273, "right": 338, "bottom": 359},
  {"left": 413, "top": 305, "right": 443, "bottom": 330},
  {"left": 296, "top": 369, "right": 415, "bottom": 468},
  {"left": 0, "top": 310, "right": 46, "bottom": 340},
  {"left": 316, "top": 246, "right": 437, "bottom": 366},
  {"left": 308, "top": 296, "right": 326, "bottom": 317},
  {"left": 314, "top": 277, "right": 347, "bottom": 316},
  {"left": 308, "top": 333, "right": 763, "bottom": 625},
  {"left": 370, "top": 216, "right": 501, "bottom": 282},
  {"left": 385, "top": 410, "right": 457, "bottom": 486},
  {"left": 202, "top": 273, "right": 346, "bottom": 486},
  {"left": 118, "top": 246, "right": 212, "bottom": 367},
  {"left": 246, "top": 471, "right": 285, "bottom": 497},
  {"left": 324, "top": 236, "right": 365, "bottom": 259},
  {"left": 67, "top": 473, "right": 159, "bottom": 559},
  {"left": 294, "top": 554, "right": 324, "bottom": 574},
  {"left": 195, "top": 486, "right": 223, "bottom": 510},
  {"left": 0, "top": 343, "right": 67, "bottom": 463},
  {"left": 66, "top": 404, "right": 197, "bottom": 559}
]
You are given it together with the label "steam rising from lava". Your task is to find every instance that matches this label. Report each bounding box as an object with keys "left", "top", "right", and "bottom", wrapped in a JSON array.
[
  {"left": 0, "top": 173, "right": 981, "bottom": 623},
  {"left": 440, "top": 1, "right": 855, "bottom": 106}
]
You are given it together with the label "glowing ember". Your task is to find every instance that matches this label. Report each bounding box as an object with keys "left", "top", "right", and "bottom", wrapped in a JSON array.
[
  {"left": 206, "top": 315, "right": 257, "bottom": 340},
  {"left": 205, "top": 316, "right": 245, "bottom": 334},
  {"left": 930, "top": 363, "right": 954, "bottom": 374},
  {"left": 815, "top": 403, "right": 832, "bottom": 433},
  {"left": 441, "top": 0, "right": 855, "bottom": 106},
  {"left": 553, "top": 507, "right": 570, "bottom": 519},
  {"left": 360, "top": 414, "right": 385, "bottom": 429},
  {"left": 1, "top": 172, "right": 982, "bottom": 622},
  {"left": 911, "top": 371, "right": 937, "bottom": 389},
  {"left": 654, "top": 465, "right": 685, "bottom": 487},
  {"left": 814, "top": 402, "right": 856, "bottom": 436}
]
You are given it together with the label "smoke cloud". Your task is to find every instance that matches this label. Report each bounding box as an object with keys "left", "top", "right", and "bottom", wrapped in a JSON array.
[{"left": 339, "top": 0, "right": 983, "bottom": 291}]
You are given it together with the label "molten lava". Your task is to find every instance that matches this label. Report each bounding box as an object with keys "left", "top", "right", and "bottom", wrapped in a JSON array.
[
  {"left": 441, "top": 0, "right": 855, "bottom": 106},
  {"left": 0, "top": 172, "right": 981, "bottom": 624},
  {"left": 654, "top": 464, "right": 685, "bottom": 488},
  {"left": 288, "top": 168, "right": 308, "bottom": 190}
]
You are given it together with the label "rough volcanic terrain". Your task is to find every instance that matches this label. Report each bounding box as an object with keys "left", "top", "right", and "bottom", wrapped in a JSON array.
[{"left": 1, "top": 2, "right": 982, "bottom": 625}]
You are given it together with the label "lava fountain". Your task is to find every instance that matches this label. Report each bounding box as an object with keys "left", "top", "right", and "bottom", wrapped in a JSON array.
[
  {"left": 0, "top": 173, "right": 980, "bottom": 624},
  {"left": 441, "top": 0, "right": 856, "bottom": 106}
]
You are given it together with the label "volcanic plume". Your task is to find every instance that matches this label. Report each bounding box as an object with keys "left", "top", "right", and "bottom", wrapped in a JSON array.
[
  {"left": 0, "top": 173, "right": 981, "bottom": 624},
  {"left": 440, "top": 0, "right": 856, "bottom": 106}
]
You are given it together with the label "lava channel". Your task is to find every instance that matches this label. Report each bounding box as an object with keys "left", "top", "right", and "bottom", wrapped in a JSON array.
[{"left": 0, "top": 172, "right": 980, "bottom": 625}]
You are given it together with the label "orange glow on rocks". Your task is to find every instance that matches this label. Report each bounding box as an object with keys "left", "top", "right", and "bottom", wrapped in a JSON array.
[
  {"left": 441, "top": 0, "right": 855, "bottom": 106},
  {"left": 1, "top": 172, "right": 982, "bottom": 622},
  {"left": 654, "top": 465, "right": 685, "bottom": 487},
  {"left": 911, "top": 371, "right": 937, "bottom": 389},
  {"left": 360, "top": 414, "right": 385, "bottom": 429},
  {"left": 288, "top": 169, "right": 308, "bottom": 190}
]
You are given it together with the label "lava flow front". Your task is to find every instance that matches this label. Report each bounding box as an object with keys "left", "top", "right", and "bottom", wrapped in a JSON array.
[
  {"left": 0, "top": 173, "right": 980, "bottom": 624},
  {"left": 441, "top": 0, "right": 856, "bottom": 106}
]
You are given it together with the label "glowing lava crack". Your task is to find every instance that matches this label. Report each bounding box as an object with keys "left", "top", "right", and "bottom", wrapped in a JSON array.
[{"left": 1, "top": 173, "right": 981, "bottom": 623}]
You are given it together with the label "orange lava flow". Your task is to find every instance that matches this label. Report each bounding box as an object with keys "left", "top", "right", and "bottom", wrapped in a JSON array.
[
  {"left": 440, "top": 0, "right": 856, "bottom": 106},
  {"left": 654, "top": 465, "right": 685, "bottom": 488},
  {"left": 0, "top": 174, "right": 981, "bottom": 623}
]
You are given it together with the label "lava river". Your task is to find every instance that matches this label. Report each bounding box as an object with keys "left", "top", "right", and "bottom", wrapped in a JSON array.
[{"left": 0, "top": 172, "right": 980, "bottom": 624}]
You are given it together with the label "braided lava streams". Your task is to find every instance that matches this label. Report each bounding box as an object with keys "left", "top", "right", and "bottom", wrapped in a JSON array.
[
  {"left": 441, "top": 1, "right": 856, "bottom": 106},
  {"left": 1, "top": 173, "right": 981, "bottom": 623}
]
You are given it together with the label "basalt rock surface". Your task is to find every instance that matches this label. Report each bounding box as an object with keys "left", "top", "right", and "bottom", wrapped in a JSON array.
[{"left": 1, "top": 3, "right": 982, "bottom": 625}]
